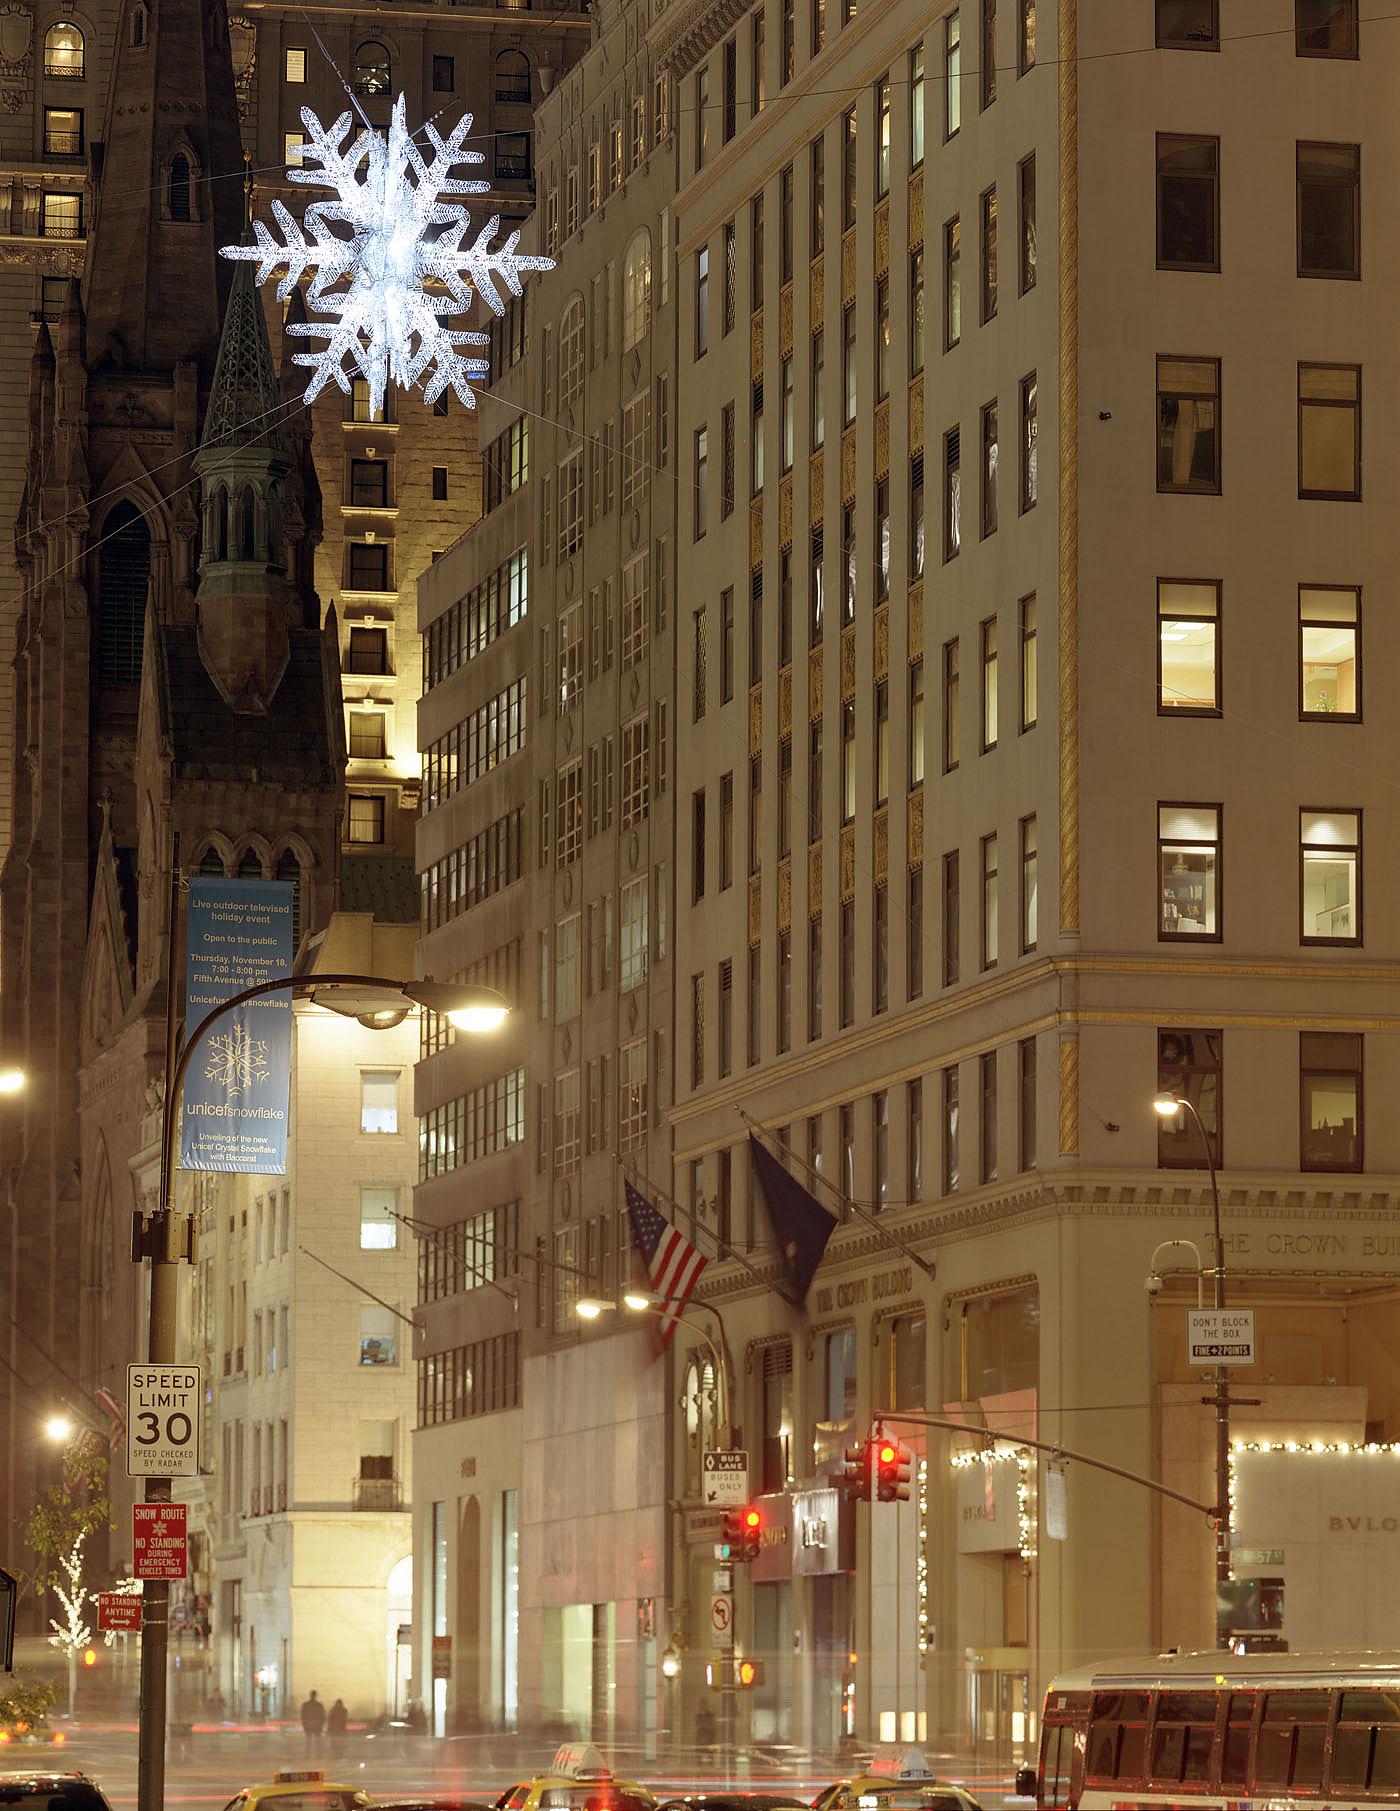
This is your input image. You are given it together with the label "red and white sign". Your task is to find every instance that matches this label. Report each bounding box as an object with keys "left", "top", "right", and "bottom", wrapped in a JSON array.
[
  {"left": 97, "top": 1592, "right": 143, "bottom": 1632},
  {"left": 132, "top": 1503, "right": 188, "bottom": 1579}
]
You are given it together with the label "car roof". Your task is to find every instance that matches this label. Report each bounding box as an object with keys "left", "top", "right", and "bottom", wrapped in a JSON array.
[{"left": 243, "top": 1786, "right": 363, "bottom": 1800}]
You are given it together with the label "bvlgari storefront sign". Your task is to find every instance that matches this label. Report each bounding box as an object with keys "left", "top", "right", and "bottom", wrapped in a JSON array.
[{"left": 1233, "top": 1445, "right": 1400, "bottom": 1647}]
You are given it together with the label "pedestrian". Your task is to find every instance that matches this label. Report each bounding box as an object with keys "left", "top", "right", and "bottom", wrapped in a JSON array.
[
  {"left": 328, "top": 1697, "right": 348, "bottom": 1761},
  {"left": 301, "top": 1688, "right": 326, "bottom": 1754}
]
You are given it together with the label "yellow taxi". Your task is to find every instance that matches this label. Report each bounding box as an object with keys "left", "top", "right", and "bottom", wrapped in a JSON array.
[
  {"left": 219, "top": 1770, "right": 376, "bottom": 1811},
  {"left": 811, "top": 1750, "right": 982, "bottom": 1811},
  {"left": 494, "top": 1744, "right": 657, "bottom": 1811}
]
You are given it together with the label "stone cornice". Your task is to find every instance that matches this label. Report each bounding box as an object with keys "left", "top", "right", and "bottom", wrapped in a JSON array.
[{"left": 648, "top": 0, "right": 751, "bottom": 77}]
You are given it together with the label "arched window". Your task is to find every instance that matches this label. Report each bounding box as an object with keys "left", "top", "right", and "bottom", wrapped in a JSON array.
[
  {"left": 494, "top": 49, "right": 530, "bottom": 103},
  {"left": 558, "top": 295, "right": 584, "bottom": 407},
  {"left": 622, "top": 228, "right": 652, "bottom": 351},
  {"left": 214, "top": 488, "right": 228, "bottom": 561},
  {"left": 275, "top": 848, "right": 303, "bottom": 950},
  {"left": 353, "top": 40, "right": 390, "bottom": 96},
  {"left": 130, "top": 4, "right": 147, "bottom": 48},
  {"left": 237, "top": 848, "right": 263, "bottom": 879},
  {"left": 169, "top": 155, "right": 190, "bottom": 221},
  {"left": 95, "top": 501, "right": 149, "bottom": 686},
  {"left": 44, "top": 21, "right": 84, "bottom": 77},
  {"left": 236, "top": 485, "right": 256, "bottom": 560},
  {"left": 198, "top": 845, "right": 226, "bottom": 877}
]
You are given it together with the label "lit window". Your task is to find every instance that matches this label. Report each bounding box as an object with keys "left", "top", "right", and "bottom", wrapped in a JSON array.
[
  {"left": 44, "top": 20, "right": 84, "bottom": 77},
  {"left": 360, "top": 1071, "right": 399, "bottom": 1135},
  {"left": 1157, "top": 579, "right": 1219, "bottom": 714},
  {"left": 348, "top": 794, "right": 385, "bottom": 844},
  {"left": 1299, "top": 585, "right": 1359, "bottom": 719},
  {"left": 1158, "top": 804, "right": 1220, "bottom": 940},
  {"left": 285, "top": 46, "right": 307, "bottom": 82},
  {"left": 358, "top": 1305, "right": 398, "bottom": 1366},
  {"left": 1300, "top": 809, "right": 1359, "bottom": 944},
  {"left": 359, "top": 1187, "right": 398, "bottom": 1250},
  {"left": 284, "top": 132, "right": 305, "bottom": 170},
  {"left": 348, "top": 710, "right": 387, "bottom": 758}
]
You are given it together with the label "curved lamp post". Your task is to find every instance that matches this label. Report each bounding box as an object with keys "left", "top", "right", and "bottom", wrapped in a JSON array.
[
  {"left": 137, "top": 974, "right": 509, "bottom": 1811},
  {"left": 576, "top": 1292, "right": 733, "bottom": 1442},
  {"left": 1152, "top": 1090, "right": 1232, "bottom": 1649}
]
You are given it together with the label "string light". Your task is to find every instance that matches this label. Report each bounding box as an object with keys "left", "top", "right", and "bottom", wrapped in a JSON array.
[
  {"left": 916, "top": 1456, "right": 931, "bottom": 1654},
  {"left": 1227, "top": 1439, "right": 1400, "bottom": 1575},
  {"left": 951, "top": 1445, "right": 1036, "bottom": 1564},
  {"left": 224, "top": 95, "right": 554, "bottom": 415}
]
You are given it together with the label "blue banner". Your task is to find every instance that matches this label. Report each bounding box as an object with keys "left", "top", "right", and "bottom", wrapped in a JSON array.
[{"left": 180, "top": 878, "right": 294, "bottom": 1175}]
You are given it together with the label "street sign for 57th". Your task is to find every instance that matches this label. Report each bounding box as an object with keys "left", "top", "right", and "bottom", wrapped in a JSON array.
[
  {"left": 126, "top": 1364, "right": 202, "bottom": 1477},
  {"left": 1187, "top": 1309, "right": 1256, "bottom": 1367}
]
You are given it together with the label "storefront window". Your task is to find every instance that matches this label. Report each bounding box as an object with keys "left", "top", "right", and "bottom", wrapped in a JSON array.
[
  {"left": 814, "top": 1329, "right": 857, "bottom": 1468},
  {"left": 958, "top": 1284, "right": 1038, "bottom": 1399}
]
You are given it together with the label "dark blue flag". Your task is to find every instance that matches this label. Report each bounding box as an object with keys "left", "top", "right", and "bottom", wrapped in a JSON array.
[{"left": 748, "top": 1134, "right": 837, "bottom": 1305}]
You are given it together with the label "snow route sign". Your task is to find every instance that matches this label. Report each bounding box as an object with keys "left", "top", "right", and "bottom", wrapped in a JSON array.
[
  {"left": 133, "top": 1504, "right": 188, "bottom": 1579},
  {"left": 1187, "top": 1308, "right": 1256, "bottom": 1366},
  {"left": 126, "top": 1364, "right": 201, "bottom": 1477}
]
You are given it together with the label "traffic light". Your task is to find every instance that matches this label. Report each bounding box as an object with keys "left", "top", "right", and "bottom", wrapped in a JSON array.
[
  {"left": 735, "top": 1657, "right": 766, "bottom": 1689},
  {"left": 722, "top": 1503, "right": 763, "bottom": 1562},
  {"left": 875, "top": 1434, "right": 913, "bottom": 1502},
  {"left": 839, "top": 1439, "right": 871, "bottom": 1502}
]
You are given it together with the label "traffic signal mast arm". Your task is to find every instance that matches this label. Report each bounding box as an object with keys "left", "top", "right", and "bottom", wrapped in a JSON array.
[{"left": 873, "top": 1410, "right": 1215, "bottom": 1519}]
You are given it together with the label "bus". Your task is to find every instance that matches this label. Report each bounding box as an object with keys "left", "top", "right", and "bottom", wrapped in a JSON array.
[{"left": 1017, "top": 1649, "right": 1400, "bottom": 1808}]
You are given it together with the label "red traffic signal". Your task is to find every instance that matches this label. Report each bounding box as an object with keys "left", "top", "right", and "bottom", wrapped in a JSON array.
[
  {"left": 735, "top": 1657, "right": 766, "bottom": 1688},
  {"left": 876, "top": 1435, "right": 913, "bottom": 1502},
  {"left": 722, "top": 1504, "right": 763, "bottom": 1562}
]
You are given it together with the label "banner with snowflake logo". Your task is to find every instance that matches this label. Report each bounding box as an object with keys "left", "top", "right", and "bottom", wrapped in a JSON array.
[{"left": 181, "top": 878, "right": 294, "bottom": 1175}]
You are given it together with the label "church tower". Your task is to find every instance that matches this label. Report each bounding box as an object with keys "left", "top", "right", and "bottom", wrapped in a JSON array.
[{"left": 0, "top": 0, "right": 341, "bottom": 1583}]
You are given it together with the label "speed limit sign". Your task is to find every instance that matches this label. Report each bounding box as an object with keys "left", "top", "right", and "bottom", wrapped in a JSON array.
[{"left": 126, "top": 1365, "right": 202, "bottom": 1478}]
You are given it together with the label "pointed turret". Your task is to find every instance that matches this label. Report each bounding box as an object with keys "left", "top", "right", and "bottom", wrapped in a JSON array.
[
  {"left": 84, "top": 0, "right": 244, "bottom": 374},
  {"left": 192, "top": 254, "right": 296, "bottom": 713}
]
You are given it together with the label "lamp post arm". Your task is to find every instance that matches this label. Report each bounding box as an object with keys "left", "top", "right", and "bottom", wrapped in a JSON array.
[
  {"left": 878, "top": 1409, "right": 1216, "bottom": 1519},
  {"left": 162, "top": 971, "right": 437, "bottom": 1212}
]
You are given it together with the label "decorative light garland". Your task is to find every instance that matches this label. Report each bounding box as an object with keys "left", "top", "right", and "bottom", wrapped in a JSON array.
[
  {"left": 1227, "top": 1438, "right": 1400, "bottom": 1575},
  {"left": 950, "top": 1445, "right": 1037, "bottom": 1564},
  {"left": 916, "top": 1456, "right": 930, "bottom": 1654},
  {"left": 224, "top": 95, "right": 554, "bottom": 414}
]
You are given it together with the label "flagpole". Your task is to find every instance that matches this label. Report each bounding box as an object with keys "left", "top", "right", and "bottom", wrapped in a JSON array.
[
  {"left": 739, "top": 1108, "right": 937, "bottom": 1281},
  {"left": 616, "top": 1154, "right": 802, "bottom": 1309}
]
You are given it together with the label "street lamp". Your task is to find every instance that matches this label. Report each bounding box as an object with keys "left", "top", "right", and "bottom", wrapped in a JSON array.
[
  {"left": 0, "top": 1067, "right": 25, "bottom": 1094},
  {"left": 136, "top": 971, "right": 509, "bottom": 1811},
  {"left": 660, "top": 1644, "right": 681, "bottom": 1680},
  {"left": 1151, "top": 1089, "right": 1232, "bottom": 1649},
  {"left": 43, "top": 1415, "right": 76, "bottom": 1443}
]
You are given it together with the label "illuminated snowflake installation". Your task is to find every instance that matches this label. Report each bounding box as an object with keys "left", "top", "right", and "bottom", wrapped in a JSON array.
[{"left": 223, "top": 95, "right": 554, "bottom": 413}]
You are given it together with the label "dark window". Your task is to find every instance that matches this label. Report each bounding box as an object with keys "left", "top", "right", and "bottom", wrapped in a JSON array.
[
  {"left": 495, "top": 133, "right": 532, "bottom": 181},
  {"left": 1298, "top": 362, "right": 1360, "bottom": 500},
  {"left": 1156, "top": 0, "right": 1217, "bottom": 48},
  {"left": 1157, "top": 1029, "right": 1222, "bottom": 1168},
  {"left": 495, "top": 50, "right": 530, "bottom": 101},
  {"left": 1157, "top": 356, "right": 1220, "bottom": 494},
  {"left": 1301, "top": 1030, "right": 1362, "bottom": 1171},
  {"left": 1157, "top": 134, "right": 1218, "bottom": 270},
  {"left": 432, "top": 466, "right": 448, "bottom": 501},
  {"left": 95, "top": 500, "right": 150, "bottom": 686},
  {"left": 347, "top": 626, "right": 389, "bottom": 674},
  {"left": 1297, "top": 142, "right": 1359, "bottom": 278},
  {"left": 349, "top": 459, "right": 388, "bottom": 508},
  {"left": 275, "top": 849, "right": 303, "bottom": 949},
  {"left": 354, "top": 40, "right": 391, "bottom": 95},
  {"left": 167, "top": 152, "right": 190, "bottom": 219},
  {"left": 348, "top": 543, "right": 389, "bottom": 591},
  {"left": 433, "top": 54, "right": 455, "bottom": 92},
  {"left": 1297, "top": 0, "right": 1357, "bottom": 56}
]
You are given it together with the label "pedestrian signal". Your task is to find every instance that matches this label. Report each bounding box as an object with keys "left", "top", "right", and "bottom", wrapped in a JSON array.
[{"left": 735, "top": 1657, "right": 765, "bottom": 1688}]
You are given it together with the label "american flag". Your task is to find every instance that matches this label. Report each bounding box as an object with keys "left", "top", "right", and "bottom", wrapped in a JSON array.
[{"left": 625, "top": 1179, "right": 708, "bottom": 1345}]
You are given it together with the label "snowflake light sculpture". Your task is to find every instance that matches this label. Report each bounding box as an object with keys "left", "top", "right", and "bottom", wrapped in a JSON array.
[{"left": 223, "top": 95, "right": 554, "bottom": 414}]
